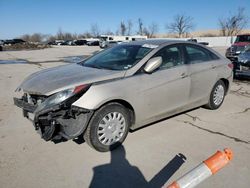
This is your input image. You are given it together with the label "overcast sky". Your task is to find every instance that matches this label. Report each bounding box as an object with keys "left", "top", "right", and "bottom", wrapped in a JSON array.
[{"left": 1, "top": 0, "right": 250, "bottom": 39}]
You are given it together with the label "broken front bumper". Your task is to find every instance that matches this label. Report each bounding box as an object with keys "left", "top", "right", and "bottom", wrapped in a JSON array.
[
  {"left": 13, "top": 97, "right": 93, "bottom": 142},
  {"left": 14, "top": 97, "right": 36, "bottom": 120}
]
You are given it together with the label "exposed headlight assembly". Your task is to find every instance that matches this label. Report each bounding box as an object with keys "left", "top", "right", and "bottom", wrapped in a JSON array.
[{"left": 35, "top": 84, "right": 90, "bottom": 113}]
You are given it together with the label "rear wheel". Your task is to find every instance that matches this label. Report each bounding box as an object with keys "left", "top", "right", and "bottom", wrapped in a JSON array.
[
  {"left": 84, "top": 103, "right": 130, "bottom": 152},
  {"left": 205, "top": 80, "right": 226, "bottom": 110}
]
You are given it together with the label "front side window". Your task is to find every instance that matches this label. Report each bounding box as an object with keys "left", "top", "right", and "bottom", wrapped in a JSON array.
[
  {"left": 185, "top": 45, "right": 212, "bottom": 64},
  {"left": 153, "top": 45, "right": 183, "bottom": 69},
  {"left": 81, "top": 45, "right": 152, "bottom": 70}
]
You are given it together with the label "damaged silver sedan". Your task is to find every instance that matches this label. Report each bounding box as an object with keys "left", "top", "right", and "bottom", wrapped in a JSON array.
[{"left": 14, "top": 40, "right": 233, "bottom": 152}]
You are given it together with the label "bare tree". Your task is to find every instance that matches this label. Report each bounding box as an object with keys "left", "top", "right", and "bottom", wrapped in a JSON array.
[
  {"left": 55, "top": 28, "right": 76, "bottom": 40},
  {"left": 137, "top": 18, "right": 144, "bottom": 35},
  {"left": 103, "top": 30, "right": 114, "bottom": 35},
  {"left": 120, "top": 21, "right": 127, "bottom": 35},
  {"left": 90, "top": 24, "right": 101, "bottom": 37},
  {"left": 78, "top": 34, "right": 86, "bottom": 39},
  {"left": 115, "top": 29, "right": 120, "bottom": 35},
  {"left": 79, "top": 32, "right": 93, "bottom": 38},
  {"left": 63, "top": 32, "right": 75, "bottom": 40},
  {"left": 47, "top": 35, "right": 56, "bottom": 42},
  {"left": 30, "top": 33, "right": 44, "bottom": 42},
  {"left": 218, "top": 7, "right": 248, "bottom": 36},
  {"left": 21, "top": 34, "right": 31, "bottom": 42},
  {"left": 126, "top": 20, "right": 133, "bottom": 35},
  {"left": 56, "top": 28, "right": 64, "bottom": 40},
  {"left": 21, "top": 33, "right": 44, "bottom": 42},
  {"left": 166, "top": 14, "right": 194, "bottom": 37},
  {"left": 147, "top": 22, "right": 159, "bottom": 38},
  {"left": 142, "top": 27, "right": 149, "bottom": 37},
  {"left": 219, "top": 19, "right": 227, "bottom": 36},
  {"left": 72, "top": 33, "right": 79, "bottom": 39}
]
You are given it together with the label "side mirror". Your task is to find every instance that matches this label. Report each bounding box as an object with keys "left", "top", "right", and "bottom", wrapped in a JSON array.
[{"left": 144, "top": 56, "right": 162, "bottom": 73}]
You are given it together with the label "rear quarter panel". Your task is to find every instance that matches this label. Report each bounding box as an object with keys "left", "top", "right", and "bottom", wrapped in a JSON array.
[{"left": 215, "top": 58, "right": 233, "bottom": 93}]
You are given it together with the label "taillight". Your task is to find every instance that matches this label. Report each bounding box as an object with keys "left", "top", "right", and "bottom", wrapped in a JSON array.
[
  {"left": 228, "top": 63, "right": 234, "bottom": 69},
  {"left": 73, "top": 84, "right": 90, "bottom": 94}
]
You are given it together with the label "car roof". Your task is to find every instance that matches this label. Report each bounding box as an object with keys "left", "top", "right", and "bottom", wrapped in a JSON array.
[
  {"left": 120, "top": 39, "right": 223, "bottom": 59},
  {"left": 123, "top": 39, "right": 190, "bottom": 46}
]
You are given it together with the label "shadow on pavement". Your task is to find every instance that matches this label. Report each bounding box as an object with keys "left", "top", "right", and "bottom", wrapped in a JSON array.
[{"left": 89, "top": 145, "right": 186, "bottom": 188}]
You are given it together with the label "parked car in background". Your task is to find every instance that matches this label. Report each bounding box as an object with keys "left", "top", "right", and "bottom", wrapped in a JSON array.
[
  {"left": 60, "top": 40, "right": 75, "bottom": 46},
  {"left": 226, "top": 34, "right": 250, "bottom": 61},
  {"left": 3, "top": 39, "right": 25, "bottom": 45},
  {"left": 47, "top": 41, "right": 56, "bottom": 45},
  {"left": 48, "top": 40, "right": 65, "bottom": 45},
  {"left": 100, "top": 41, "right": 123, "bottom": 49},
  {"left": 100, "top": 35, "right": 147, "bottom": 48},
  {"left": 87, "top": 40, "right": 99, "bottom": 46},
  {"left": 234, "top": 45, "right": 250, "bottom": 78},
  {"left": 0, "top": 40, "right": 3, "bottom": 51},
  {"left": 74, "top": 39, "right": 87, "bottom": 45},
  {"left": 55, "top": 40, "right": 65, "bottom": 45},
  {"left": 14, "top": 40, "right": 233, "bottom": 152},
  {"left": 187, "top": 38, "right": 209, "bottom": 46}
]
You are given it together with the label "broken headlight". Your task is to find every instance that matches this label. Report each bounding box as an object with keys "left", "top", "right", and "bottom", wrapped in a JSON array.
[{"left": 35, "top": 84, "right": 90, "bottom": 113}]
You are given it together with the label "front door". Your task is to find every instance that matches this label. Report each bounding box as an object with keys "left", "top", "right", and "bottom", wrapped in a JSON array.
[{"left": 133, "top": 45, "right": 191, "bottom": 125}]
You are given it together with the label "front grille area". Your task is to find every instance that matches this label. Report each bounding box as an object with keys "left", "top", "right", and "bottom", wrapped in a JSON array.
[
  {"left": 25, "top": 93, "right": 47, "bottom": 105},
  {"left": 230, "top": 45, "right": 245, "bottom": 53}
]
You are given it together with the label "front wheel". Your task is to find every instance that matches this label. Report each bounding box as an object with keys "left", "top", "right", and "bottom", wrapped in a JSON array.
[
  {"left": 205, "top": 80, "right": 226, "bottom": 110},
  {"left": 84, "top": 103, "right": 130, "bottom": 152}
]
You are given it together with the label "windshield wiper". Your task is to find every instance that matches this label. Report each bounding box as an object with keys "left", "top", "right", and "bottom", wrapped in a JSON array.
[
  {"left": 83, "top": 64, "right": 104, "bottom": 69},
  {"left": 83, "top": 63, "right": 118, "bottom": 70}
]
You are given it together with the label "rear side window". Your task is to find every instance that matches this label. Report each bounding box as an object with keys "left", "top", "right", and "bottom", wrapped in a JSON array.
[{"left": 185, "top": 45, "right": 219, "bottom": 64}]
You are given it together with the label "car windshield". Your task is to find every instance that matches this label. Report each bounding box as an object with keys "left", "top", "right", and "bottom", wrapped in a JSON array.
[
  {"left": 235, "top": 35, "right": 250, "bottom": 43},
  {"left": 80, "top": 45, "right": 152, "bottom": 70}
]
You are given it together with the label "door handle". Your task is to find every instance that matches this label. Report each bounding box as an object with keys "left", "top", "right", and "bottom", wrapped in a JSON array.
[{"left": 181, "top": 73, "right": 188, "bottom": 78}]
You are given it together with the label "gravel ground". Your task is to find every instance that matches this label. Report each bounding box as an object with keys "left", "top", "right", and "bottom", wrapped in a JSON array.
[{"left": 0, "top": 46, "right": 249, "bottom": 188}]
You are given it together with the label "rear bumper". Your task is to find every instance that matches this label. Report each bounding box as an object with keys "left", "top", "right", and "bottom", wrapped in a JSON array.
[{"left": 13, "top": 97, "right": 93, "bottom": 142}]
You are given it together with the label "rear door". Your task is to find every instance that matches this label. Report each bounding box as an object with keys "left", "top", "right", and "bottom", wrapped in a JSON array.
[{"left": 183, "top": 44, "right": 220, "bottom": 104}]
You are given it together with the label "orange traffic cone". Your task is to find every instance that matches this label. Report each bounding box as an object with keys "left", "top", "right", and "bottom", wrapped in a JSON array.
[{"left": 167, "top": 148, "right": 233, "bottom": 188}]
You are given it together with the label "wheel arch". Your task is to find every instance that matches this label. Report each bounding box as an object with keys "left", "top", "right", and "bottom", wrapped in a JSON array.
[
  {"left": 97, "top": 99, "right": 136, "bottom": 127},
  {"left": 219, "top": 78, "right": 230, "bottom": 94}
]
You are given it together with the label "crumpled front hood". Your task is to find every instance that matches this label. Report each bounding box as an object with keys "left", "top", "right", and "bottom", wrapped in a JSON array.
[{"left": 18, "top": 63, "right": 126, "bottom": 95}]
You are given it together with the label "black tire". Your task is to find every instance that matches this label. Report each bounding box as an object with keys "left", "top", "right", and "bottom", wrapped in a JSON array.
[
  {"left": 84, "top": 103, "right": 130, "bottom": 152},
  {"left": 205, "top": 80, "right": 226, "bottom": 110}
]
